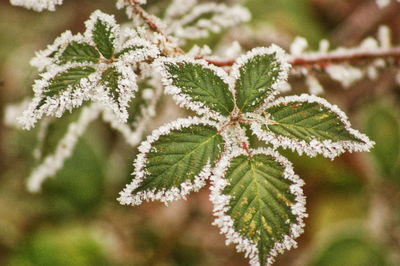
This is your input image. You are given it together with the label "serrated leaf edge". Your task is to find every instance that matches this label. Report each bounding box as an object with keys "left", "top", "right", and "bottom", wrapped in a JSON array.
[
  {"left": 27, "top": 104, "right": 101, "bottom": 192},
  {"left": 118, "top": 117, "right": 223, "bottom": 206},
  {"left": 209, "top": 147, "right": 307, "bottom": 266},
  {"left": 155, "top": 56, "right": 234, "bottom": 121},
  {"left": 250, "top": 94, "right": 375, "bottom": 159},
  {"left": 230, "top": 45, "right": 290, "bottom": 111},
  {"left": 18, "top": 65, "right": 100, "bottom": 130},
  {"left": 84, "top": 10, "right": 119, "bottom": 52}
]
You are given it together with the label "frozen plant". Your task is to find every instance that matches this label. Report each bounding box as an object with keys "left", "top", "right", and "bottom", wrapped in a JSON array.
[{"left": 9, "top": 0, "right": 400, "bottom": 265}]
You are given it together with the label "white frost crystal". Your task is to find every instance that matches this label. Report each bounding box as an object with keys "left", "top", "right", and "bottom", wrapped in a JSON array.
[{"left": 10, "top": 0, "right": 62, "bottom": 12}]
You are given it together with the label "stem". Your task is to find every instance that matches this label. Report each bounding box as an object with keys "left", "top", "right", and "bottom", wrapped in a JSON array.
[{"left": 202, "top": 47, "right": 400, "bottom": 69}]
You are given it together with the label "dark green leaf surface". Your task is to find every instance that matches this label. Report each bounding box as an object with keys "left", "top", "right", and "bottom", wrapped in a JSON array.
[
  {"left": 223, "top": 153, "right": 297, "bottom": 264},
  {"left": 263, "top": 101, "right": 360, "bottom": 142},
  {"left": 59, "top": 41, "right": 100, "bottom": 64},
  {"left": 43, "top": 66, "right": 95, "bottom": 98},
  {"left": 235, "top": 53, "right": 282, "bottom": 112},
  {"left": 92, "top": 19, "right": 115, "bottom": 59},
  {"left": 164, "top": 62, "right": 234, "bottom": 116},
  {"left": 135, "top": 124, "right": 224, "bottom": 193}
]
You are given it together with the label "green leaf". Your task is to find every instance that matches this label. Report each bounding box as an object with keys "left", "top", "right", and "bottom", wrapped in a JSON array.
[
  {"left": 162, "top": 60, "right": 234, "bottom": 116},
  {"left": 234, "top": 47, "right": 286, "bottom": 112},
  {"left": 42, "top": 66, "right": 96, "bottom": 98},
  {"left": 92, "top": 18, "right": 115, "bottom": 59},
  {"left": 59, "top": 41, "right": 100, "bottom": 64},
  {"left": 252, "top": 95, "right": 372, "bottom": 158},
  {"left": 363, "top": 102, "right": 400, "bottom": 181},
  {"left": 119, "top": 121, "right": 225, "bottom": 205},
  {"left": 217, "top": 150, "right": 303, "bottom": 264},
  {"left": 136, "top": 123, "right": 223, "bottom": 193}
]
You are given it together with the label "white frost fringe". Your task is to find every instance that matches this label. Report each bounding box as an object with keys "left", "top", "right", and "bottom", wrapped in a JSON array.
[
  {"left": 118, "top": 117, "right": 222, "bottom": 206},
  {"left": 251, "top": 94, "right": 374, "bottom": 159},
  {"left": 209, "top": 148, "right": 307, "bottom": 266},
  {"left": 27, "top": 104, "right": 101, "bottom": 192},
  {"left": 10, "top": 0, "right": 62, "bottom": 11}
]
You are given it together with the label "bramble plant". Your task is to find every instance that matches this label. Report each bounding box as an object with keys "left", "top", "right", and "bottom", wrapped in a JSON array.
[{"left": 11, "top": 0, "right": 400, "bottom": 265}]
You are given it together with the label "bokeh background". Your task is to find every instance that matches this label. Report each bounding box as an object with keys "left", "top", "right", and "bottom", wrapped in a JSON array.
[{"left": 1, "top": 0, "right": 400, "bottom": 265}]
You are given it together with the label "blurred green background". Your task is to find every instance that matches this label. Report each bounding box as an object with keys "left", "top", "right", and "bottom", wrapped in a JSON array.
[{"left": 1, "top": 0, "right": 400, "bottom": 265}]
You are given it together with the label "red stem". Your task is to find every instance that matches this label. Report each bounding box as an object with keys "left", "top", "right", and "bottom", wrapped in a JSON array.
[{"left": 202, "top": 47, "right": 400, "bottom": 69}]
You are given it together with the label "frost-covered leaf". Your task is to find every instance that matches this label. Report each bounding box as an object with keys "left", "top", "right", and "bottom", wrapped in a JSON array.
[
  {"left": 118, "top": 118, "right": 225, "bottom": 206},
  {"left": 232, "top": 46, "right": 289, "bottom": 113},
  {"left": 19, "top": 66, "right": 97, "bottom": 130},
  {"left": 27, "top": 104, "right": 101, "bottom": 192},
  {"left": 58, "top": 41, "right": 100, "bottom": 64},
  {"left": 86, "top": 11, "right": 118, "bottom": 59},
  {"left": 157, "top": 57, "right": 234, "bottom": 117},
  {"left": 251, "top": 94, "right": 374, "bottom": 159},
  {"left": 42, "top": 66, "right": 96, "bottom": 98},
  {"left": 210, "top": 148, "right": 306, "bottom": 266}
]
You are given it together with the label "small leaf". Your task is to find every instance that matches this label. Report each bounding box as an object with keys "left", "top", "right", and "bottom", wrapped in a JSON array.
[
  {"left": 118, "top": 118, "right": 225, "bottom": 205},
  {"left": 159, "top": 58, "right": 234, "bottom": 117},
  {"left": 59, "top": 41, "right": 100, "bottom": 64},
  {"left": 89, "top": 12, "right": 116, "bottom": 59},
  {"left": 233, "top": 46, "right": 289, "bottom": 112},
  {"left": 251, "top": 94, "right": 374, "bottom": 159},
  {"left": 210, "top": 148, "right": 306, "bottom": 265},
  {"left": 42, "top": 66, "right": 96, "bottom": 98}
]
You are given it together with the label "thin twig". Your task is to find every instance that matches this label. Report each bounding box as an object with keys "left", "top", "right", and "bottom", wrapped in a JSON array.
[{"left": 202, "top": 47, "right": 400, "bottom": 69}]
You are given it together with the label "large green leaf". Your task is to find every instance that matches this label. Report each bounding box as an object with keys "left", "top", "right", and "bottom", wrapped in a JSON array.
[
  {"left": 252, "top": 95, "right": 372, "bottom": 158},
  {"left": 92, "top": 18, "right": 115, "bottom": 59},
  {"left": 59, "top": 41, "right": 100, "bottom": 64},
  {"left": 234, "top": 47, "right": 286, "bottom": 112},
  {"left": 119, "top": 121, "right": 225, "bottom": 205},
  {"left": 216, "top": 150, "right": 303, "bottom": 265},
  {"left": 136, "top": 123, "right": 224, "bottom": 193},
  {"left": 162, "top": 61, "right": 234, "bottom": 116},
  {"left": 42, "top": 66, "right": 96, "bottom": 98}
]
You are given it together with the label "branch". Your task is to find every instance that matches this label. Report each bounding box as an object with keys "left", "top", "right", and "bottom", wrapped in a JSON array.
[{"left": 202, "top": 47, "right": 400, "bottom": 69}]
